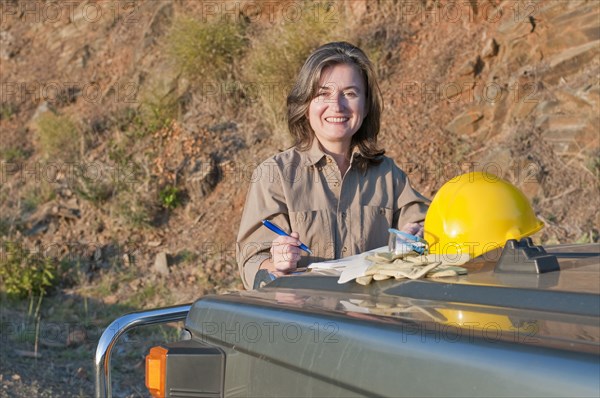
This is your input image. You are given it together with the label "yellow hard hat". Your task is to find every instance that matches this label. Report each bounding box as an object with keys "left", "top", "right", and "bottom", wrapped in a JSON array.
[{"left": 424, "top": 171, "right": 544, "bottom": 258}]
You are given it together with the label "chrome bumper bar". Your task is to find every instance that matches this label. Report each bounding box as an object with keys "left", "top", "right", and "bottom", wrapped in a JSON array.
[{"left": 95, "top": 303, "right": 192, "bottom": 398}]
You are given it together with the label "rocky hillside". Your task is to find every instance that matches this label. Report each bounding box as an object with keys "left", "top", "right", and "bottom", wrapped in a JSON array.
[
  {"left": 0, "top": 0, "right": 598, "bottom": 396},
  {"left": 1, "top": 0, "right": 599, "bottom": 300},
  {"left": 0, "top": 1, "right": 600, "bottom": 298}
]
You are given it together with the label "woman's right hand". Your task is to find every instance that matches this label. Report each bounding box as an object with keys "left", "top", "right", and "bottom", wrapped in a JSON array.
[{"left": 270, "top": 232, "right": 302, "bottom": 273}]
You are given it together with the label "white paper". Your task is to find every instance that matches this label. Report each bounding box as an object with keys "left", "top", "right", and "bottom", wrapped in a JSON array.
[
  {"left": 337, "top": 260, "right": 372, "bottom": 284},
  {"left": 308, "top": 247, "right": 390, "bottom": 284},
  {"left": 308, "top": 246, "right": 388, "bottom": 269}
]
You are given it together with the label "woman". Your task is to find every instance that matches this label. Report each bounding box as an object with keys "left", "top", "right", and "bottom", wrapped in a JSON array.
[{"left": 237, "top": 42, "right": 429, "bottom": 289}]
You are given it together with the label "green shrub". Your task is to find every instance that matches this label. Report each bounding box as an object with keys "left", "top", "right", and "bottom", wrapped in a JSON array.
[
  {"left": 0, "top": 147, "right": 27, "bottom": 162},
  {"left": 159, "top": 186, "right": 182, "bottom": 210},
  {"left": 0, "top": 241, "right": 58, "bottom": 299},
  {"left": 129, "top": 91, "right": 179, "bottom": 138},
  {"left": 36, "top": 113, "right": 80, "bottom": 162},
  {"left": 167, "top": 16, "right": 246, "bottom": 81}
]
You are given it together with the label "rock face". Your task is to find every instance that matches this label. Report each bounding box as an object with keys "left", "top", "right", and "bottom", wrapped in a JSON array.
[{"left": 436, "top": 0, "right": 600, "bottom": 241}]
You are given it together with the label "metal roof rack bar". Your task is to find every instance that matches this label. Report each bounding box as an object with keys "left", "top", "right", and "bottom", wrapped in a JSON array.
[{"left": 495, "top": 238, "right": 560, "bottom": 274}]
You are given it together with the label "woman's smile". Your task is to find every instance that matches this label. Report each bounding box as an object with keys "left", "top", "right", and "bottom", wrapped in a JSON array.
[{"left": 324, "top": 116, "right": 350, "bottom": 123}]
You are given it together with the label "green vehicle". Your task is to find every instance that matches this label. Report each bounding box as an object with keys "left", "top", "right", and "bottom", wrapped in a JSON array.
[{"left": 95, "top": 239, "right": 600, "bottom": 397}]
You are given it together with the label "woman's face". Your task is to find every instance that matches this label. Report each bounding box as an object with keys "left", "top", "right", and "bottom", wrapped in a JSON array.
[{"left": 308, "top": 63, "right": 367, "bottom": 149}]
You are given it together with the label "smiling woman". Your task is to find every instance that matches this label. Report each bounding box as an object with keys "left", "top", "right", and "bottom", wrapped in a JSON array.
[{"left": 236, "top": 42, "right": 430, "bottom": 289}]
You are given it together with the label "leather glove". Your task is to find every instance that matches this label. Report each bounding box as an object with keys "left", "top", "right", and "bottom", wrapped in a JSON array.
[{"left": 355, "top": 252, "right": 467, "bottom": 285}]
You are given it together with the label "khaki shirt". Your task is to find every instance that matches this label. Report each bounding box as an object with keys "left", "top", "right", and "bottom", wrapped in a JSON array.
[{"left": 236, "top": 141, "right": 430, "bottom": 289}]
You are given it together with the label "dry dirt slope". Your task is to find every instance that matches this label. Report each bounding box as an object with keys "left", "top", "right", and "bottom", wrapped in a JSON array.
[
  {"left": 0, "top": 0, "right": 597, "bottom": 278},
  {"left": 0, "top": 0, "right": 599, "bottom": 396}
]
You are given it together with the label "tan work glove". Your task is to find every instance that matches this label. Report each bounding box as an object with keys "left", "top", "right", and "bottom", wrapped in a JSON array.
[{"left": 355, "top": 252, "right": 467, "bottom": 285}]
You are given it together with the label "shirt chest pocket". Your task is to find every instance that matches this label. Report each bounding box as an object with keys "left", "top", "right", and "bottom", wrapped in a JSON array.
[
  {"left": 360, "top": 205, "right": 393, "bottom": 251},
  {"left": 289, "top": 209, "right": 333, "bottom": 260}
]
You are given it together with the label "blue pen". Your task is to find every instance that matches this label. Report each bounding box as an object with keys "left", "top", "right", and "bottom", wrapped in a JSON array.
[{"left": 261, "top": 219, "right": 313, "bottom": 255}]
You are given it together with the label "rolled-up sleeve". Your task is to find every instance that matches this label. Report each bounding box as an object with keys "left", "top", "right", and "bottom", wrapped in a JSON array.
[{"left": 236, "top": 159, "right": 290, "bottom": 289}]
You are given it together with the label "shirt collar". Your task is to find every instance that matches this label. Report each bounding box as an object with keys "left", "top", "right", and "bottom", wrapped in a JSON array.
[
  {"left": 349, "top": 146, "right": 362, "bottom": 163},
  {"left": 304, "top": 139, "right": 327, "bottom": 166},
  {"left": 302, "top": 139, "right": 362, "bottom": 166}
]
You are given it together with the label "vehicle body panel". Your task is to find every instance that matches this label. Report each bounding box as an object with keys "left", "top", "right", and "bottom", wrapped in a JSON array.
[{"left": 182, "top": 243, "right": 600, "bottom": 397}]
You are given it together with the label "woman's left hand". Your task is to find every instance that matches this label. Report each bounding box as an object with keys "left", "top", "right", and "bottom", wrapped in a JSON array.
[{"left": 400, "top": 222, "right": 424, "bottom": 237}]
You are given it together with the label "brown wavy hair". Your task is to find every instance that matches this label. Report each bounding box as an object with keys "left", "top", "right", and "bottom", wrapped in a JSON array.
[{"left": 287, "top": 42, "right": 384, "bottom": 166}]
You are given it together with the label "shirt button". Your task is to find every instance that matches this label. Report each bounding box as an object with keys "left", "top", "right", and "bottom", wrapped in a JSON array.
[
  {"left": 341, "top": 212, "right": 346, "bottom": 219},
  {"left": 342, "top": 247, "right": 347, "bottom": 253},
  {"left": 333, "top": 182, "right": 339, "bottom": 187}
]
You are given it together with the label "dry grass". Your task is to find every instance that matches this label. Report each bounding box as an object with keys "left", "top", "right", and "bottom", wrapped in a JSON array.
[
  {"left": 35, "top": 113, "right": 80, "bottom": 162},
  {"left": 166, "top": 16, "right": 247, "bottom": 82},
  {"left": 242, "top": 2, "right": 349, "bottom": 140}
]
